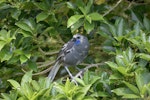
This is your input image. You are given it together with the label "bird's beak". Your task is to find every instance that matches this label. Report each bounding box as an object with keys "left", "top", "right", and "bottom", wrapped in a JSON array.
[{"left": 72, "top": 38, "right": 76, "bottom": 42}]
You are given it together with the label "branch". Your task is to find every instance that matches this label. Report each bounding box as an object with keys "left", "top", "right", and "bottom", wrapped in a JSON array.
[
  {"left": 33, "top": 66, "right": 52, "bottom": 76},
  {"left": 103, "top": 0, "right": 123, "bottom": 17},
  {"left": 37, "top": 61, "right": 55, "bottom": 68},
  {"left": 39, "top": 47, "right": 59, "bottom": 55},
  {"left": 75, "top": 62, "right": 105, "bottom": 78}
]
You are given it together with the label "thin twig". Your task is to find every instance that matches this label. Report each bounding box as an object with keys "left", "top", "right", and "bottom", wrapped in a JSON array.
[
  {"left": 38, "top": 61, "right": 55, "bottom": 68},
  {"left": 39, "top": 47, "right": 59, "bottom": 55},
  {"left": 75, "top": 62, "right": 105, "bottom": 78},
  {"left": 33, "top": 66, "right": 52, "bottom": 76},
  {"left": 103, "top": 0, "right": 123, "bottom": 17}
]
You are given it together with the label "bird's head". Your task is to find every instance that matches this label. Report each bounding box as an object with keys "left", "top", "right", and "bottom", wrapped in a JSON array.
[{"left": 72, "top": 34, "right": 85, "bottom": 45}]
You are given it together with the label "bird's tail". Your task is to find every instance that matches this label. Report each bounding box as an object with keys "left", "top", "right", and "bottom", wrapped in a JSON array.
[{"left": 48, "top": 61, "right": 61, "bottom": 81}]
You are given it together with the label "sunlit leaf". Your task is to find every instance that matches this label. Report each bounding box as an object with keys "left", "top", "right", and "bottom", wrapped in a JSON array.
[
  {"left": 123, "top": 81, "right": 139, "bottom": 94},
  {"left": 21, "top": 71, "right": 32, "bottom": 86},
  {"left": 88, "top": 12, "right": 104, "bottom": 21},
  {"left": 20, "top": 55, "right": 28, "bottom": 64},
  {"left": 8, "top": 79, "right": 20, "bottom": 89},
  {"left": 137, "top": 53, "right": 150, "bottom": 61},
  {"left": 15, "top": 21, "right": 33, "bottom": 33},
  {"left": 67, "top": 15, "right": 84, "bottom": 28}
]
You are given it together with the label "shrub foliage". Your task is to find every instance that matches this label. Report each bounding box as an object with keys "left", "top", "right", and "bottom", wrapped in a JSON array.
[{"left": 0, "top": 0, "right": 150, "bottom": 99}]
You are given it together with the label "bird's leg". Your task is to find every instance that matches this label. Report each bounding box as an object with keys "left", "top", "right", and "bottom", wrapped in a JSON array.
[
  {"left": 75, "top": 66, "right": 83, "bottom": 79},
  {"left": 64, "top": 66, "right": 78, "bottom": 85}
]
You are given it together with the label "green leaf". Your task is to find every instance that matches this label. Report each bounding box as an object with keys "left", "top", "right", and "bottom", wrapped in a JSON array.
[
  {"left": 1, "top": 90, "right": 18, "bottom": 100},
  {"left": 122, "top": 94, "right": 141, "bottom": 98},
  {"left": 88, "top": 12, "right": 104, "bottom": 21},
  {"left": 67, "top": 2, "right": 76, "bottom": 9},
  {"left": 83, "top": 70, "right": 90, "bottom": 85},
  {"left": 28, "top": 60, "right": 37, "bottom": 72},
  {"left": 85, "top": 15, "right": 91, "bottom": 23},
  {"left": 20, "top": 55, "right": 28, "bottom": 64},
  {"left": 79, "top": 6, "right": 86, "bottom": 15},
  {"left": 127, "top": 48, "right": 134, "bottom": 62},
  {"left": 11, "top": 9, "right": 21, "bottom": 20},
  {"left": 117, "top": 67, "right": 133, "bottom": 76},
  {"left": 134, "top": 22, "right": 140, "bottom": 36},
  {"left": 15, "top": 21, "right": 33, "bottom": 33},
  {"left": 70, "top": 19, "right": 84, "bottom": 32},
  {"left": 22, "top": 82, "right": 33, "bottom": 99},
  {"left": 116, "top": 55, "right": 125, "bottom": 67},
  {"left": 117, "top": 18, "right": 124, "bottom": 36},
  {"left": 0, "top": 49, "right": 13, "bottom": 62},
  {"left": 84, "top": 21, "right": 94, "bottom": 33},
  {"left": 141, "top": 85, "right": 147, "bottom": 96},
  {"left": 76, "top": 85, "right": 91, "bottom": 100},
  {"left": 65, "top": 78, "right": 71, "bottom": 93},
  {"left": 34, "top": 1, "right": 50, "bottom": 11},
  {"left": 25, "top": 53, "right": 31, "bottom": 59},
  {"left": 135, "top": 70, "right": 150, "bottom": 92},
  {"left": 1, "top": 93, "right": 12, "bottom": 100},
  {"left": 123, "top": 81, "right": 139, "bottom": 94},
  {"left": 143, "top": 16, "right": 150, "bottom": 31},
  {"left": 0, "top": 30, "right": 15, "bottom": 51},
  {"left": 31, "top": 80, "right": 40, "bottom": 91},
  {"left": 85, "top": 0, "right": 93, "bottom": 14},
  {"left": 8, "top": 79, "right": 20, "bottom": 89},
  {"left": 75, "top": 78, "right": 85, "bottom": 86},
  {"left": 105, "top": 61, "right": 118, "bottom": 69},
  {"left": 112, "top": 87, "right": 133, "bottom": 96},
  {"left": 109, "top": 73, "right": 123, "bottom": 80},
  {"left": 67, "top": 15, "right": 84, "bottom": 28},
  {"left": 36, "top": 12, "right": 49, "bottom": 23},
  {"left": 31, "top": 88, "right": 50, "bottom": 100},
  {"left": 0, "top": 41, "right": 6, "bottom": 51},
  {"left": 137, "top": 53, "right": 150, "bottom": 61},
  {"left": 17, "top": 29, "right": 33, "bottom": 37},
  {"left": 108, "top": 24, "right": 116, "bottom": 37},
  {"left": 21, "top": 71, "right": 32, "bottom": 86}
]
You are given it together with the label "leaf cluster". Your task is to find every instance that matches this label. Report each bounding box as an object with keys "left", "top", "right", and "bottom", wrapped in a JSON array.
[{"left": 0, "top": 0, "right": 150, "bottom": 99}]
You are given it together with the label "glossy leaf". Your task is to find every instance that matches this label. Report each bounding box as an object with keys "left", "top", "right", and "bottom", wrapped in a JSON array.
[
  {"left": 11, "top": 9, "right": 21, "bottom": 20},
  {"left": 117, "top": 18, "right": 124, "bottom": 36},
  {"left": 67, "top": 15, "right": 84, "bottom": 28},
  {"left": 106, "top": 61, "right": 118, "bottom": 69},
  {"left": 36, "top": 12, "right": 49, "bottom": 23},
  {"left": 143, "top": 16, "right": 150, "bottom": 31},
  {"left": 8, "top": 79, "right": 20, "bottom": 89},
  {"left": 135, "top": 70, "right": 150, "bottom": 92},
  {"left": 20, "top": 55, "right": 28, "bottom": 64},
  {"left": 123, "top": 81, "right": 139, "bottom": 94},
  {"left": 89, "top": 12, "right": 104, "bottom": 21},
  {"left": 137, "top": 53, "right": 150, "bottom": 61},
  {"left": 21, "top": 71, "right": 32, "bottom": 86},
  {"left": 70, "top": 19, "right": 84, "bottom": 32},
  {"left": 15, "top": 21, "right": 33, "bottom": 33}
]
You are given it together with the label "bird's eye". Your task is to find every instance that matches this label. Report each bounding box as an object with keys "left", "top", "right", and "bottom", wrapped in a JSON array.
[{"left": 77, "top": 36, "right": 80, "bottom": 39}]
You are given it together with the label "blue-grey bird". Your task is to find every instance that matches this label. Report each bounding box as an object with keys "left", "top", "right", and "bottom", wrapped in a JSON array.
[{"left": 48, "top": 34, "right": 89, "bottom": 81}]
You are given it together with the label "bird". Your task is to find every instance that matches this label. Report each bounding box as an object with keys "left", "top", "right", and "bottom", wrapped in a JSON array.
[{"left": 48, "top": 34, "right": 89, "bottom": 82}]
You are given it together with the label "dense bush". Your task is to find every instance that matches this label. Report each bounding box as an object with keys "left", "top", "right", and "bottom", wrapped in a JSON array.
[{"left": 0, "top": 0, "right": 150, "bottom": 99}]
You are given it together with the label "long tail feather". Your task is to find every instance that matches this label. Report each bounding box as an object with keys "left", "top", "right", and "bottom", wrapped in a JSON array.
[{"left": 48, "top": 61, "right": 61, "bottom": 81}]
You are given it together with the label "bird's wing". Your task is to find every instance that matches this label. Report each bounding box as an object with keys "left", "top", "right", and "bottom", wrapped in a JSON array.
[{"left": 56, "top": 39, "right": 75, "bottom": 61}]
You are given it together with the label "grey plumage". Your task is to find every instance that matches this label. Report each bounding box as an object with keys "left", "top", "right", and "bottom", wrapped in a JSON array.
[{"left": 48, "top": 34, "right": 89, "bottom": 81}]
